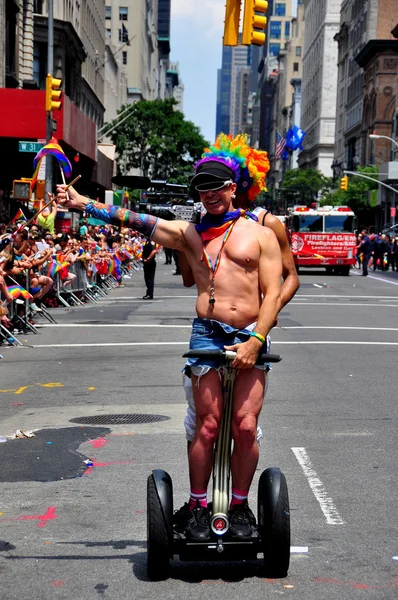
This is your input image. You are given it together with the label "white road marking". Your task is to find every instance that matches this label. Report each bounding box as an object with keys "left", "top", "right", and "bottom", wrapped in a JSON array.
[
  {"left": 294, "top": 295, "right": 398, "bottom": 299},
  {"left": 34, "top": 324, "right": 398, "bottom": 333},
  {"left": 351, "top": 272, "right": 398, "bottom": 286},
  {"left": 290, "top": 302, "right": 398, "bottom": 307},
  {"left": 292, "top": 447, "right": 345, "bottom": 526},
  {"left": 312, "top": 284, "right": 323, "bottom": 288},
  {"left": 27, "top": 340, "right": 398, "bottom": 348},
  {"left": 100, "top": 299, "right": 398, "bottom": 307},
  {"left": 393, "top": 556, "right": 398, "bottom": 560},
  {"left": 107, "top": 294, "right": 398, "bottom": 300},
  {"left": 291, "top": 547, "right": 309, "bottom": 554}
]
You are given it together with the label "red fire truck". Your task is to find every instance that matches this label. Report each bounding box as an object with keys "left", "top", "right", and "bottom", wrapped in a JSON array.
[{"left": 286, "top": 205, "right": 357, "bottom": 275}]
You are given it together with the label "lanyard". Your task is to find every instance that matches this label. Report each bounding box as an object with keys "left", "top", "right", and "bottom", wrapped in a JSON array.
[{"left": 202, "top": 221, "right": 237, "bottom": 306}]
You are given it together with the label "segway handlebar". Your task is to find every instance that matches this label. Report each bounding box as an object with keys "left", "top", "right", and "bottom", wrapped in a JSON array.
[{"left": 183, "top": 349, "right": 282, "bottom": 363}]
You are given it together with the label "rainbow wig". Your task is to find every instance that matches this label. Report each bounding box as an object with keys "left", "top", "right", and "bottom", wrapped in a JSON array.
[{"left": 195, "top": 133, "right": 270, "bottom": 202}]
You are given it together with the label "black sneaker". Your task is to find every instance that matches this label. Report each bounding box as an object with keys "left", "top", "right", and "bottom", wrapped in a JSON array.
[
  {"left": 172, "top": 502, "right": 191, "bottom": 534},
  {"left": 185, "top": 502, "right": 210, "bottom": 541},
  {"left": 229, "top": 502, "right": 256, "bottom": 539}
]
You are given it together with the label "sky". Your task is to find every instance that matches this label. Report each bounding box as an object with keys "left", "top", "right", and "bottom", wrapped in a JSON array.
[{"left": 170, "top": 0, "right": 298, "bottom": 144}]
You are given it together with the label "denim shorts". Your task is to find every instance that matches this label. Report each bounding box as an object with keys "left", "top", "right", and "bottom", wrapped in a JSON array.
[{"left": 185, "top": 317, "right": 270, "bottom": 376}]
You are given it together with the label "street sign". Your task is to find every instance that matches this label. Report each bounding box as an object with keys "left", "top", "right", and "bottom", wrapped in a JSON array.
[{"left": 18, "top": 141, "right": 44, "bottom": 153}]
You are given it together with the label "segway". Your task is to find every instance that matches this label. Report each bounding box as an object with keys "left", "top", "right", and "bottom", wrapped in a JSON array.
[{"left": 147, "top": 349, "right": 290, "bottom": 580}]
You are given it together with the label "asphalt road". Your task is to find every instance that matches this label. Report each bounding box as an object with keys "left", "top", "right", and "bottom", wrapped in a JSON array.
[{"left": 0, "top": 259, "right": 397, "bottom": 599}]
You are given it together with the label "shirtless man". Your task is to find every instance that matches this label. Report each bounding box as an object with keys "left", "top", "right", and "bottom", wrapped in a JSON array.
[
  {"left": 179, "top": 135, "right": 299, "bottom": 451},
  {"left": 56, "top": 157, "right": 282, "bottom": 542}
]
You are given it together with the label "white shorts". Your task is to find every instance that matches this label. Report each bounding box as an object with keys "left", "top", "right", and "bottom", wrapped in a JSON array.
[{"left": 183, "top": 369, "right": 269, "bottom": 443}]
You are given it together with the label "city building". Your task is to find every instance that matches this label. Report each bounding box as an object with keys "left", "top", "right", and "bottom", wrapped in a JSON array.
[
  {"left": 271, "top": 0, "right": 305, "bottom": 179},
  {"left": 356, "top": 32, "right": 398, "bottom": 229},
  {"left": 158, "top": 0, "right": 171, "bottom": 100},
  {"left": 0, "top": 0, "right": 114, "bottom": 209},
  {"left": 215, "top": 45, "right": 233, "bottom": 137},
  {"left": 103, "top": 36, "right": 128, "bottom": 123},
  {"left": 105, "top": 0, "right": 159, "bottom": 102},
  {"left": 333, "top": 0, "right": 398, "bottom": 177},
  {"left": 169, "top": 62, "right": 184, "bottom": 112},
  {"left": 215, "top": 43, "right": 251, "bottom": 138},
  {"left": 298, "top": 0, "right": 342, "bottom": 176},
  {"left": 255, "top": 0, "right": 296, "bottom": 152},
  {"left": 229, "top": 44, "right": 250, "bottom": 136}
]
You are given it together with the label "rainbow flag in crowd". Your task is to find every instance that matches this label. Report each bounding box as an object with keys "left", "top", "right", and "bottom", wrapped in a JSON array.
[
  {"left": 108, "top": 255, "right": 122, "bottom": 278},
  {"left": 31, "top": 137, "right": 72, "bottom": 192},
  {"left": 11, "top": 208, "right": 27, "bottom": 224},
  {"left": 48, "top": 259, "right": 69, "bottom": 278},
  {"left": 7, "top": 285, "right": 33, "bottom": 300}
]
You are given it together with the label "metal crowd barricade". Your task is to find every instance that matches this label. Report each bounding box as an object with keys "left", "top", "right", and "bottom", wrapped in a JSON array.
[{"left": 0, "top": 289, "right": 23, "bottom": 348}]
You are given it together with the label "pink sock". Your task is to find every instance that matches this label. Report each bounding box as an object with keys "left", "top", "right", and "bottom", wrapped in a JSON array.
[
  {"left": 230, "top": 487, "right": 248, "bottom": 508},
  {"left": 189, "top": 489, "right": 207, "bottom": 510}
]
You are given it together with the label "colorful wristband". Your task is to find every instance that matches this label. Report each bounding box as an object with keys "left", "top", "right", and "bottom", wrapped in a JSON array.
[{"left": 250, "top": 331, "right": 265, "bottom": 344}]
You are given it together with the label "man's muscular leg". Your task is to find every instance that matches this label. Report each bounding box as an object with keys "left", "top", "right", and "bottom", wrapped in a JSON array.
[
  {"left": 180, "top": 370, "right": 223, "bottom": 540},
  {"left": 189, "top": 370, "right": 224, "bottom": 494},
  {"left": 229, "top": 368, "right": 266, "bottom": 538}
]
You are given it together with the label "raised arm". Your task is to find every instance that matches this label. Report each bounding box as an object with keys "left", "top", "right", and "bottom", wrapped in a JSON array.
[{"left": 56, "top": 185, "right": 189, "bottom": 250}]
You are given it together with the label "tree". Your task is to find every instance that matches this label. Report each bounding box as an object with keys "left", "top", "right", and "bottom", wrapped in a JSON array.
[
  {"left": 322, "top": 166, "right": 379, "bottom": 214},
  {"left": 280, "top": 168, "right": 332, "bottom": 205},
  {"left": 102, "top": 99, "right": 209, "bottom": 182}
]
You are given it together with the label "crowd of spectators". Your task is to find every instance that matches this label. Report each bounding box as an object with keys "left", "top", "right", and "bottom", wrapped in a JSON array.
[
  {"left": 0, "top": 217, "right": 145, "bottom": 344},
  {"left": 355, "top": 231, "right": 398, "bottom": 272}
]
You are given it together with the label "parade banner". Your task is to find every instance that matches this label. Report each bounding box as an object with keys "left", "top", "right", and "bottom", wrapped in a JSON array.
[{"left": 291, "top": 233, "right": 356, "bottom": 257}]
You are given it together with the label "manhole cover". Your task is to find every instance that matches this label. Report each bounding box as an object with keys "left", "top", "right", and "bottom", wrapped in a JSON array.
[{"left": 69, "top": 414, "right": 170, "bottom": 425}]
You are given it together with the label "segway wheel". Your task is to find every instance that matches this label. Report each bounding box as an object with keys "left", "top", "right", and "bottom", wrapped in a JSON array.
[
  {"left": 147, "top": 473, "right": 172, "bottom": 580},
  {"left": 258, "top": 467, "right": 290, "bottom": 578}
]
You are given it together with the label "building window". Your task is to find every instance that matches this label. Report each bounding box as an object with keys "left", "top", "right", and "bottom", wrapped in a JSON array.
[
  {"left": 270, "top": 21, "right": 282, "bottom": 39},
  {"left": 33, "top": 0, "right": 44, "bottom": 13},
  {"left": 105, "top": 5, "right": 111, "bottom": 19},
  {"left": 274, "top": 3, "right": 286, "bottom": 16},
  {"left": 119, "top": 6, "right": 128, "bottom": 20},
  {"left": 285, "top": 22, "right": 290, "bottom": 38},
  {"left": 269, "top": 43, "right": 281, "bottom": 56},
  {"left": 122, "top": 51, "right": 127, "bottom": 65},
  {"left": 106, "top": 28, "right": 111, "bottom": 38},
  {"left": 296, "top": 46, "right": 302, "bottom": 56},
  {"left": 293, "top": 62, "right": 299, "bottom": 72}
]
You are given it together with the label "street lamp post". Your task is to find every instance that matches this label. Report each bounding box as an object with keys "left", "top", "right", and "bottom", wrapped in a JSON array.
[
  {"left": 369, "top": 134, "right": 397, "bottom": 226},
  {"left": 369, "top": 133, "right": 398, "bottom": 148}
]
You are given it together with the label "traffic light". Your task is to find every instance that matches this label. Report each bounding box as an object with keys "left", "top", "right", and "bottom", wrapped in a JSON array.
[
  {"left": 242, "top": 0, "right": 268, "bottom": 46},
  {"left": 340, "top": 176, "right": 348, "bottom": 191},
  {"left": 223, "top": 0, "right": 242, "bottom": 46},
  {"left": 13, "top": 180, "right": 32, "bottom": 200},
  {"left": 45, "top": 74, "right": 62, "bottom": 112},
  {"left": 35, "top": 180, "right": 45, "bottom": 200}
]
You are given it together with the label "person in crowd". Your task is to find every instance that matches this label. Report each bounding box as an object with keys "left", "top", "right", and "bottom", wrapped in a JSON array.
[
  {"left": 164, "top": 247, "right": 173, "bottom": 265},
  {"left": 355, "top": 233, "right": 363, "bottom": 269},
  {"left": 390, "top": 236, "right": 398, "bottom": 272},
  {"left": 36, "top": 200, "right": 57, "bottom": 235},
  {"left": 142, "top": 237, "right": 158, "bottom": 299},
  {"left": 359, "top": 228, "right": 372, "bottom": 276}
]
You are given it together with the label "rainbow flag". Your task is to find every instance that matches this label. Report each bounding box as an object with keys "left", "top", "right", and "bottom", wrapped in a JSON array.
[
  {"left": 31, "top": 137, "right": 72, "bottom": 191},
  {"left": 7, "top": 285, "right": 33, "bottom": 300},
  {"left": 11, "top": 208, "right": 27, "bottom": 223},
  {"left": 48, "top": 260, "right": 69, "bottom": 278}
]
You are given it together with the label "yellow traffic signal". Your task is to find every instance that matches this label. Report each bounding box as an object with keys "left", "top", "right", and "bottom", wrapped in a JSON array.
[
  {"left": 340, "top": 176, "right": 348, "bottom": 191},
  {"left": 45, "top": 74, "right": 62, "bottom": 112},
  {"left": 13, "top": 180, "right": 32, "bottom": 200},
  {"left": 223, "top": 0, "right": 242, "bottom": 46},
  {"left": 242, "top": 0, "right": 268, "bottom": 46}
]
